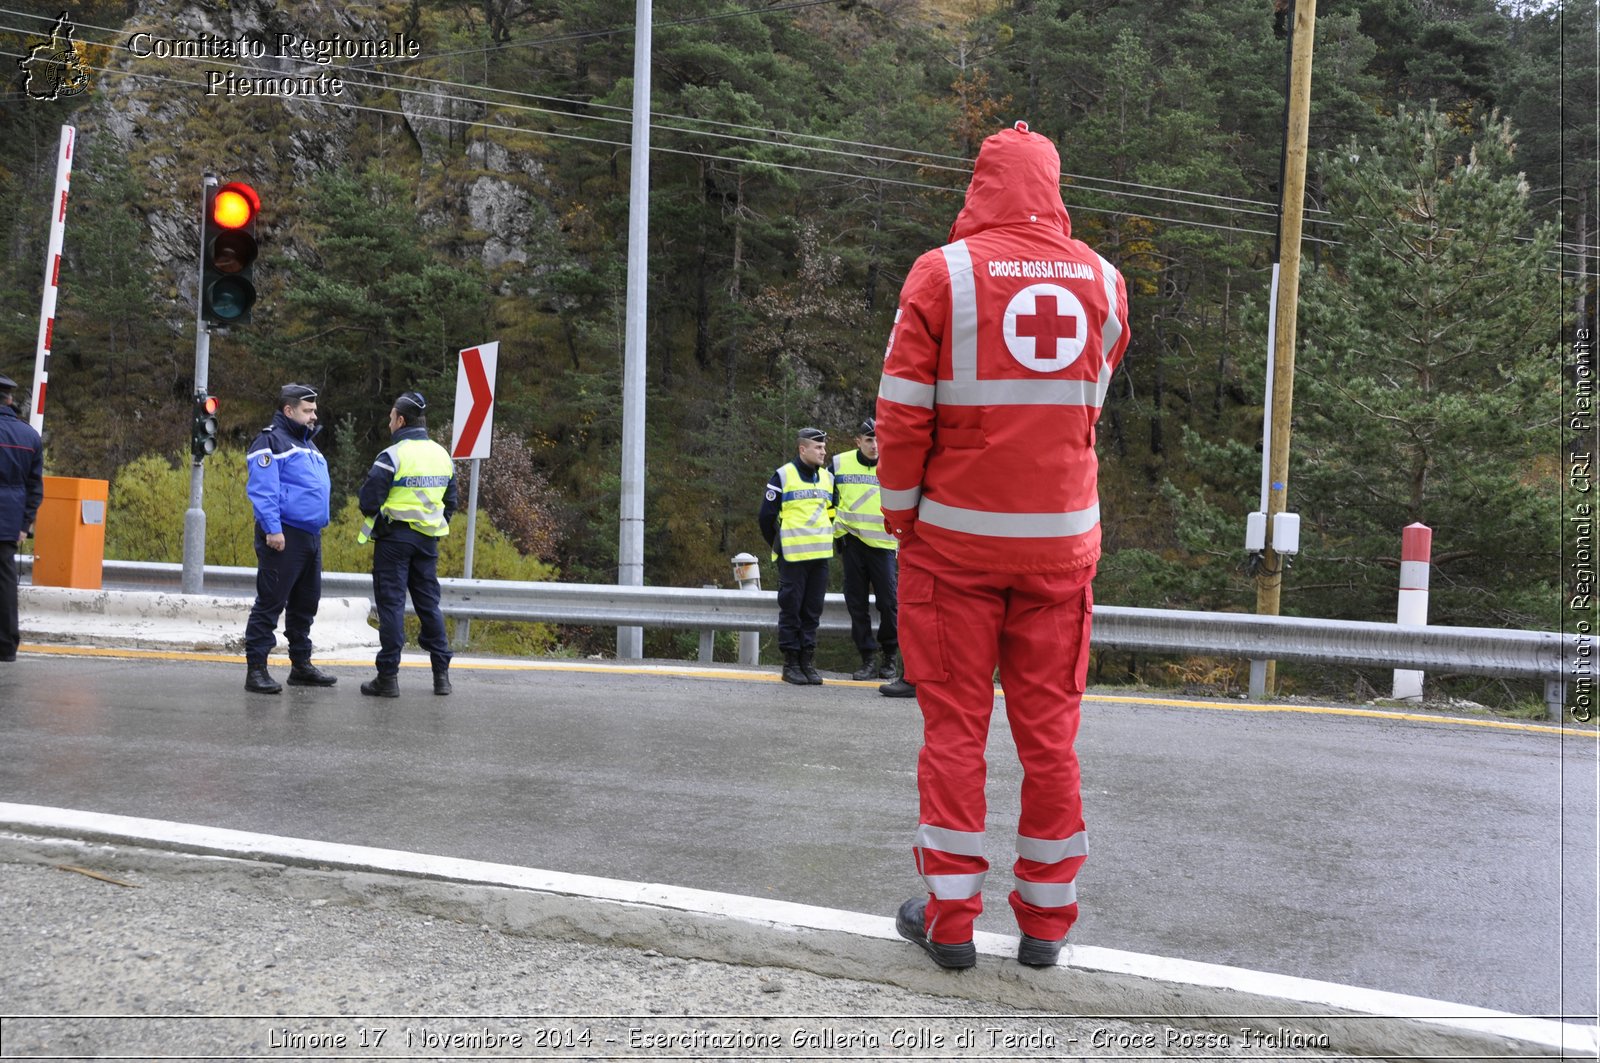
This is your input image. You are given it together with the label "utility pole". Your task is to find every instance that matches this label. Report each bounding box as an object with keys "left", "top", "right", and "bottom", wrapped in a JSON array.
[{"left": 1253, "top": 0, "right": 1317, "bottom": 695}]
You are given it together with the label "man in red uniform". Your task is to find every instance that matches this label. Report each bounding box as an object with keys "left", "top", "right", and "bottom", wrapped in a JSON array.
[{"left": 877, "top": 121, "right": 1130, "bottom": 970}]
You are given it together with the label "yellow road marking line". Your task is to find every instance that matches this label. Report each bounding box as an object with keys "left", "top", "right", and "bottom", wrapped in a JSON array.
[{"left": 17, "top": 643, "right": 1591, "bottom": 737}]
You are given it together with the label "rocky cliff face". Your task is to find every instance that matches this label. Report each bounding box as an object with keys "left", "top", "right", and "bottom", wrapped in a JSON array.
[{"left": 85, "top": 0, "right": 558, "bottom": 323}]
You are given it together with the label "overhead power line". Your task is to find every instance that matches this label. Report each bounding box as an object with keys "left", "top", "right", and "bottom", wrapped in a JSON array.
[
  {"left": 0, "top": 13, "right": 1589, "bottom": 265},
  {"left": 0, "top": 7, "right": 1340, "bottom": 228}
]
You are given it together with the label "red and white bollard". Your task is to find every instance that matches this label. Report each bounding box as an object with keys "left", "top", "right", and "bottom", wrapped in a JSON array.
[{"left": 1392, "top": 523, "right": 1432, "bottom": 701}]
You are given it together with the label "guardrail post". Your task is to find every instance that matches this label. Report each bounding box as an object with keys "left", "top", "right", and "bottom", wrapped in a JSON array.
[
  {"left": 1546, "top": 678, "right": 1567, "bottom": 722},
  {"left": 732, "top": 552, "right": 761, "bottom": 666},
  {"left": 699, "top": 584, "right": 716, "bottom": 663},
  {"left": 1392, "top": 523, "right": 1432, "bottom": 701}
]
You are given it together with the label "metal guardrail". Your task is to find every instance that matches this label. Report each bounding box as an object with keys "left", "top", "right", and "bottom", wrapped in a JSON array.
[{"left": 26, "top": 560, "right": 1577, "bottom": 695}]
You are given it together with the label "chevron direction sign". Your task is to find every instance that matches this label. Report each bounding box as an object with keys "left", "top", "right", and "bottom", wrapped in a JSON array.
[{"left": 450, "top": 341, "right": 499, "bottom": 460}]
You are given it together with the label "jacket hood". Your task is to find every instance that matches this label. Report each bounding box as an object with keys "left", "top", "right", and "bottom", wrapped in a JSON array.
[{"left": 949, "top": 121, "right": 1072, "bottom": 243}]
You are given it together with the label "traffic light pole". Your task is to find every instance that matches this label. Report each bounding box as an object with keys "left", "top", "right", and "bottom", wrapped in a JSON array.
[{"left": 181, "top": 173, "right": 218, "bottom": 596}]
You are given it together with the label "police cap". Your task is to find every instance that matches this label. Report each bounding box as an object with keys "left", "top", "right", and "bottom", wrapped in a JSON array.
[
  {"left": 0, "top": 374, "right": 15, "bottom": 391},
  {"left": 857, "top": 417, "right": 875, "bottom": 437},
  {"left": 394, "top": 391, "right": 427, "bottom": 417},
  {"left": 797, "top": 426, "right": 826, "bottom": 443},
  {"left": 278, "top": 382, "right": 318, "bottom": 407}
]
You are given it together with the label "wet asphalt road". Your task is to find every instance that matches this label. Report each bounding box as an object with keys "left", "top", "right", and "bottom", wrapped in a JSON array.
[{"left": 0, "top": 651, "right": 1593, "bottom": 1021}]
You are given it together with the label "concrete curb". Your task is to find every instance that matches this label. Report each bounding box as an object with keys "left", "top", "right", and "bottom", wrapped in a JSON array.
[
  {"left": 0, "top": 803, "right": 1589, "bottom": 1060},
  {"left": 18, "top": 588, "right": 378, "bottom": 654}
]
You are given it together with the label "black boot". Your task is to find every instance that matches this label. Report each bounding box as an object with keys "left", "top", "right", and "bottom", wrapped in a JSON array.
[
  {"left": 799, "top": 648, "right": 823, "bottom": 685},
  {"left": 877, "top": 651, "right": 898, "bottom": 679},
  {"left": 287, "top": 660, "right": 338, "bottom": 686},
  {"left": 1017, "top": 933, "right": 1065, "bottom": 967},
  {"left": 895, "top": 898, "right": 976, "bottom": 969},
  {"left": 879, "top": 656, "right": 916, "bottom": 698},
  {"left": 781, "top": 651, "right": 809, "bottom": 686},
  {"left": 360, "top": 673, "right": 400, "bottom": 698},
  {"left": 433, "top": 670, "right": 452, "bottom": 695},
  {"left": 244, "top": 666, "right": 282, "bottom": 694},
  {"left": 851, "top": 652, "right": 877, "bottom": 681}
]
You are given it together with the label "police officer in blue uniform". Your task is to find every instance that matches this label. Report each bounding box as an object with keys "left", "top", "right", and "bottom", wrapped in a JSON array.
[
  {"left": 357, "top": 391, "right": 457, "bottom": 697},
  {"left": 0, "top": 373, "right": 43, "bottom": 664},
  {"left": 243, "top": 383, "right": 336, "bottom": 693}
]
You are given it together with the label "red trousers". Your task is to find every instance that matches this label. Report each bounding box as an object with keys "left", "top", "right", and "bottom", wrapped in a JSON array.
[{"left": 898, "top": 536, "right": 1094, "bottom": 944}]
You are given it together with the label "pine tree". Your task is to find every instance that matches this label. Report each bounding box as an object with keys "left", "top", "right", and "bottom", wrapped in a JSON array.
[{"left": 1290, "top": 105, "right": 1565, "bottom": 628}]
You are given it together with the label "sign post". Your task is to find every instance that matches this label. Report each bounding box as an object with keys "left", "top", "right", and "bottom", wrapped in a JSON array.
[{"left": 449, "top": 341, "right": 499, "bottom": 646}]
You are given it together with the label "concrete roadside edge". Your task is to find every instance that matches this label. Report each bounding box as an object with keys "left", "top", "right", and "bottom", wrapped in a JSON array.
[{"left": 0, "top": 803, "right": 1591, "bottom": 1061}]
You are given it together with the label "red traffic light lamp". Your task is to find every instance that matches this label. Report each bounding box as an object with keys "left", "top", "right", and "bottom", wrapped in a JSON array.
[
  {"left": 191, "top": 392, "right": 220, "bottom": 459},
  {"left": 201, "top": 180, "right": 259, "bottom": 325}
]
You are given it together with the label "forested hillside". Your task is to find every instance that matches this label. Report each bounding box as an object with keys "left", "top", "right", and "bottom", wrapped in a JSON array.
[{"left": 0, "top": 0, "right": 1589, "bottom": 689}]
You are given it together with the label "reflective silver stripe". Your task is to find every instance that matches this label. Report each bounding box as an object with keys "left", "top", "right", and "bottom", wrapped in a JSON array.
[
  {"left": 849, "top": 527, "right": 897, "bottom": 547},
  {"left": 923, "top": 871, "right": 986, "bottom": 900},
  {"left": 918, "top": 498, "right": 1100, "bottom": 539},
  {"left": 844, "top": 486, "right": 881, "bottom": 512},
  {"left": 778, "top": 527, "right": 829, "bottom": 540},
  {"left": 879, "top": 373, "right": 935, "bottom": 409},
  {"left": 1094, "top": 357, "right": 1116, "bottom": 410},
  {"left": 387, "top": 505, "right": 441, "bottom": 523},
  {"left": 249, "top": 445, "right": 318, "bottom": 462},
  {"left": 942, "top": 241, "right": 978, "bottom": 382},
  {"left": 1016, "top": 831, "right": 1088, "bottom": 865},
  {"left": 835, "top": 474, "right": 878, "bottom": 486},
  {"left": 1014, "top": 879, "right": 1078, "bottom": 908},
  {"left": 935, "top": 378, "right": 1102, "bottom": 407},
  {"left": 880, "top": 486, "right": 922, "bottom": 510},
  {"left": 1097, "top": 253, "right": 1123, "bottom": 358},
  {"left": 783, "top": 489, "right": 831, "bottom": 501},
  {"left": 915, "top": 823, "right": 986, "bottom": 858}
]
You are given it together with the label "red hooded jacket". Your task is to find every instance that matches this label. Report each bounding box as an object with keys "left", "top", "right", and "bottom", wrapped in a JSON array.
[{"left": 875, "top": 122, "right": 1131, "bottom": 574}]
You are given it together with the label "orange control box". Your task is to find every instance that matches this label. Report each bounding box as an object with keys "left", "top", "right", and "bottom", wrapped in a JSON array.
[{"left": 32, "top": 476, "right": 109, "bottom": 589}]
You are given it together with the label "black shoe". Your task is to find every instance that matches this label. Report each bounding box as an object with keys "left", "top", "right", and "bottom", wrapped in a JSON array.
[
  {"left": 245, "top": 667, "right": 282, "bottom": 694},
  {"left": 851, "top": 654, "right": 877, "bottom": 681},
  {"left": 781, "top": 651, "right": 808, "bottom": 686},
  {"left": 1017, "top": 933, "right": 1065, "bottom": 967},
  {"left": 877, "top": 652, "right": 898, "bottom": 680},
  {"left": 433, "top": 671, "right": 452, "bottom": 695},
  {"left": 799, "top": 649, "right": 823, "bottom": 685},
  {"left": 879, "top": 675, "right": 916, "bottom": 698},
  {"left": 360, "top": 674, "right": 400, "bottom": 698},
  {"left": 0, "top": 652, "right": 16, "bottom": 662},
  {"left": 895, "top": 898, "right": 976, "bottom": 970},
  {"left": 287, "top": 661, "right": 338, "bottom": 687}
]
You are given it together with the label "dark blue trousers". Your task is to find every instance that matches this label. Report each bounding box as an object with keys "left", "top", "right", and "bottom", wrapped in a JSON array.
[
  {"left": 372, "top": 534, "right": 452, "bottom": 676},
  {"left": 839, "top": 534, "right": 898, "bottom": 657},
  {"left": 0, "top": 542, "right": 17, "bottom": 659},
  {"left": 776, "top": 556, "right": 829, "bottom": 653},
  {"left": 244, "top": 526, "right": 322, "bottom": 666}
]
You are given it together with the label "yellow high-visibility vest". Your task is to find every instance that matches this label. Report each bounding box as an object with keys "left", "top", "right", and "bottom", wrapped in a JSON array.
[
  {"left": 358, "top": 437, "right": 453, "bottom": 543},
  {"left": 772, "top": 461, "right": 834, "bottom": 562},
  {"left": 831, "top": 449, "right": 896, "bottom": 550}
]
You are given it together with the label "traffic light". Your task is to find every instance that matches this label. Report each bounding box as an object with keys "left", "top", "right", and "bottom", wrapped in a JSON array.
[
  {"left": 201, "top": 180, "right": 259, "bottom": 326},
  {"left": 191, "top": 392, "right": 220, "bottom": 460}
]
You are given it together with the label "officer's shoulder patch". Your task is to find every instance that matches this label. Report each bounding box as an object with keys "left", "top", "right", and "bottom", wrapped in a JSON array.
[
  {"left": 257, "top": 454, "right": 272, "bottom": 468},
  {"left": 765, "top": 488, "right": 778, "bottom": 501}
]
